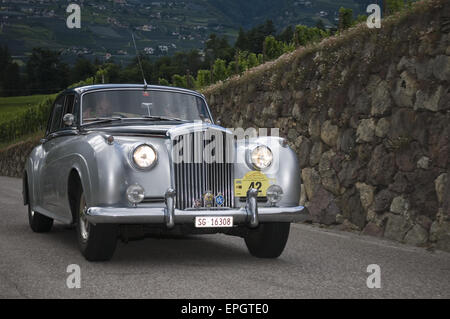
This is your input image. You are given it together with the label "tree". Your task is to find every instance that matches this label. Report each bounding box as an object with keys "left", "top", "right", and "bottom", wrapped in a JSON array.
[
  {"left": 103, "top": 63, "right": 122, "bottom": 83},
  {"left": 235, "top": 28, "right": 248, "bottom": 51},
  {"left": 338, "top": 7, "right": 354, "bottom": 31},
  {"left": 0, "top": 45, "right": 21, "bottom": 96},
  {"left": 277, "top": 25, "right": 294, "bottom": 43},
  {"left": 2, "top": 61, "right": 21, "bottom": 96},
  {"left": 26, "top": 48, "right": 69, "bottom": 94},
  {"left": 0, "top": 45, "right": 12, "bottom": 83},
  {"left": 205, "top": 34, "right": 234, "bottom": 64},
  {"left": 71, "top": 58, "right": 96, "bottom": 84},
  {"left": 262, "top": 20, "right": 276, "bottom": 38},
  {"left": 171, "top": 50, "right": 205, "bottom": 76},
  {"left": 294, "top": 25, "right": 329, "bottom": 47},
  {"left": 264, "top": 36, "right": 284, "bottom": 60},
  {"left": 315, "top": 19, "right": 326, "bottom": 31},
  {"left": 235, "top": 20, "right": 277, "bottom": 54},
  {"left": 153, "top": 56, "right": 177, "bottom": 83}
]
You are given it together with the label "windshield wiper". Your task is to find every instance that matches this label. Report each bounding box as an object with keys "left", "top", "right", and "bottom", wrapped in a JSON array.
[
  {"left": 83, "top": 117, "right": 123, "bottom": 126},
  {"left": 141, "top": 116, "right": 189, "bottom": 123}
]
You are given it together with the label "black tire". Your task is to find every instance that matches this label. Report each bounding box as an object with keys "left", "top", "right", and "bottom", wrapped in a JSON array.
[
  {"left": 75, "top": 189, "right": 118, "bottom": 262},
  {"left": 244, "top": 223, "right": 291, "bottom": 259},
  {"left": 28, "top": 205, "right": 53, "bottom": 233}
]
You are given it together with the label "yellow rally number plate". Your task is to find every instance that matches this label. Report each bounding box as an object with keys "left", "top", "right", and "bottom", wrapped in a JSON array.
[{"left": 234, "top": 171, "right": 273, "bottom": 197}]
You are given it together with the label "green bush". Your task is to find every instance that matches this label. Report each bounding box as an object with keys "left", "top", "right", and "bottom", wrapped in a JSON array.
[
  {"left": 68, "top": 77, "right": 95, "bottom": 89},
  {"left": 212, "top": 59, "right": 228, "bottom": 82},
  {"left": 196, "top": 70, "right": 212, "bottom": 88},
  {"left": 158, "top": 78, "right": 170, "bottom": 86},
  {"left": 185, "top": 74, "right": 196, "bottom": 90},
  {"left": 247, "top": 53, "right": 261, "bottom": 69},
  {"left": 234, "top": 51, "right": 251, "bottom": 74},
  {"left": 172, "top": 74, "right": 187, "bottom": 88},
  {"left": 264, "top": 36, "right": 285, "bottom": 60},
  {"left": 386, "top": 0, "right": 406, "bottom": 14}
]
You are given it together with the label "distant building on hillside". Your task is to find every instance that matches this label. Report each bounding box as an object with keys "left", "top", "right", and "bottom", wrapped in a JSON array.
[
  {"left": 137, "top": 25, "right": 153, "bottom": 32},
  {"left": 144, "top": 47, "right": 155, "bottom": 55},
  {"left": 158, "top": 45, "right": 169, "bottom": 53}
]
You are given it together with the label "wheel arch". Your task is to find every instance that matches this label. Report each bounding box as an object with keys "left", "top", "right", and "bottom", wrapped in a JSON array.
[
  {"left": 22, "top": 170, "right": 29, "bottom": 206},
  {"left": 67, "top": 167, "right": 85, "bottom": 224},
  {"left": 23, "top": 156, "right": 35, "bottom": 206}
]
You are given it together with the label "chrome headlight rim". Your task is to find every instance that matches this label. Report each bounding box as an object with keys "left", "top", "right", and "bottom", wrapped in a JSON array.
[
  {"left": 247, "top": 144, "right": 274, "bottom": 171},
  {"left": 130, "top": 143, "right": 158, "bottom": 171}
]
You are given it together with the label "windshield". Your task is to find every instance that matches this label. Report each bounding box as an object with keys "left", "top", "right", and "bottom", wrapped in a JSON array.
[{"left": 81, "top": 90, "right": 210, "bottom": 124}]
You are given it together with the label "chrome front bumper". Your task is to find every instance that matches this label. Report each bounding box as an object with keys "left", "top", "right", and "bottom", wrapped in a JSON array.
[{"left": 85, "top": 188, "right": 309, "bottom": 228}]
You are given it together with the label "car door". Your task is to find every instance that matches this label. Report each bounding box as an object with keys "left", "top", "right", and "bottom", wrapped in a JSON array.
[
  {"left": 52, "top": 94, "right": 78, "bottom": 214},
  {"left": 41, "top": 94, "right": 80, "bottom": 220},
  {"left": 40, "top": 95, "right": 65, "bottom": 212}
]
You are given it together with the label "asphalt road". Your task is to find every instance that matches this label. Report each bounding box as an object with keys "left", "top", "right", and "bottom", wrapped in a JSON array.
[{"left": 0, "top": 176, "right": 449, "bottom": 299}]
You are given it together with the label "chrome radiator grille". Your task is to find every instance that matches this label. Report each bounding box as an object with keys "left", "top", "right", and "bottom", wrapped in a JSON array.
[{"left": 172, "top": 131, "right": 234, "bottom": 210}]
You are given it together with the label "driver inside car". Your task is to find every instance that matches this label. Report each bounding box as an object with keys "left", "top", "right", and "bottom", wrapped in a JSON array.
[{"left": 83, "top": 95, "right": 112, "bottom": 119}]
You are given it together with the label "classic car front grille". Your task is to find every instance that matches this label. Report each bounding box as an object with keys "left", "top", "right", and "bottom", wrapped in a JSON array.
[{"left": 173, "top": 131, "right": 234, "bottom": 210}]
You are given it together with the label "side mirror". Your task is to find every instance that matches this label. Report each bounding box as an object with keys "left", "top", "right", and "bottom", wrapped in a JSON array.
[
  {"left": 63, "top": 113, "right": 75, "bottom": 127},
  {"left": 216, "top": 117, "right": 222, "bottom": 126}
]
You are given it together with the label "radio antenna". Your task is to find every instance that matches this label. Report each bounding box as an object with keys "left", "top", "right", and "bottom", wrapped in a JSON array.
[{"left": 131, "top": 31, "right": 148, "bottom": 89}]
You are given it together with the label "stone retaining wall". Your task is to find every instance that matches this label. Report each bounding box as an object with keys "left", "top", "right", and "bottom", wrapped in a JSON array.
[
  {"left": 203, "top": 0, "right": 450, "bottom": 251},
  {"left": 0, "top": 139, "right": 39, "bottom": 178}
]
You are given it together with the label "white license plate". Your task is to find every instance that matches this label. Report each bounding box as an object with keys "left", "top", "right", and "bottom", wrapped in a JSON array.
[{"left": 195, "top": 216, "right": 233, "bottom": 228}]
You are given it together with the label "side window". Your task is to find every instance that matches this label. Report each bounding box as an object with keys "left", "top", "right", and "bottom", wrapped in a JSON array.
[
  {"left": 63, "top": 94, "right": 78, "bottom": 127},
  {"left": 49, "top": 96, "right": 64, "bottom": 133},
  {"left": 65, "top": 95, "right": 75, "bottom": 114},
  {"left": 72, "top": 96, "right": 80, "bottom": 126}
]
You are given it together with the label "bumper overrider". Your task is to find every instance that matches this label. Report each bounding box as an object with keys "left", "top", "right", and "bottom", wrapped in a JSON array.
[{"left": 86, "top": 188, "right": 309, "bottom": 228}]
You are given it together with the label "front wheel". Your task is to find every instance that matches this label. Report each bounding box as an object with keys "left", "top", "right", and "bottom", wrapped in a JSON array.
[
  {"left": 28, "top": 205, "right": 53, "bottom": 233},
  {"left": 244, "top": 223, "right": 291, "bottom": 259},
  {"left": 76, "top": 190, "right": 118, "bottom": 261}
]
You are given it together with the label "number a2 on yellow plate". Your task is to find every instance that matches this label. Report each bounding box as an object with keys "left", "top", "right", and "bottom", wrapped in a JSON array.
[{"left": 234, "top": 171, "right": 272, "bottom": 197}]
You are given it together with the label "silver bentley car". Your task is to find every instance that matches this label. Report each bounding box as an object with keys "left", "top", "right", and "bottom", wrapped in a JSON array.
[{"left": 23, "top": 84, "right": 308, "bottom": 261}]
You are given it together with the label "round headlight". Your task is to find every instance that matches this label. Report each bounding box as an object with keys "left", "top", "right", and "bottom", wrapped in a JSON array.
[
  {"left": 251, "top": 145, "right": 273, "bottom": 170},
  {"left": 267, "top": 185, "right": 283, "bottom": 205},
  {"left": 132, "top": 144, "right": 157, "bottom": 169},
  {"left": 127, "top": 184, "right": 145, "bottom": 205}
]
